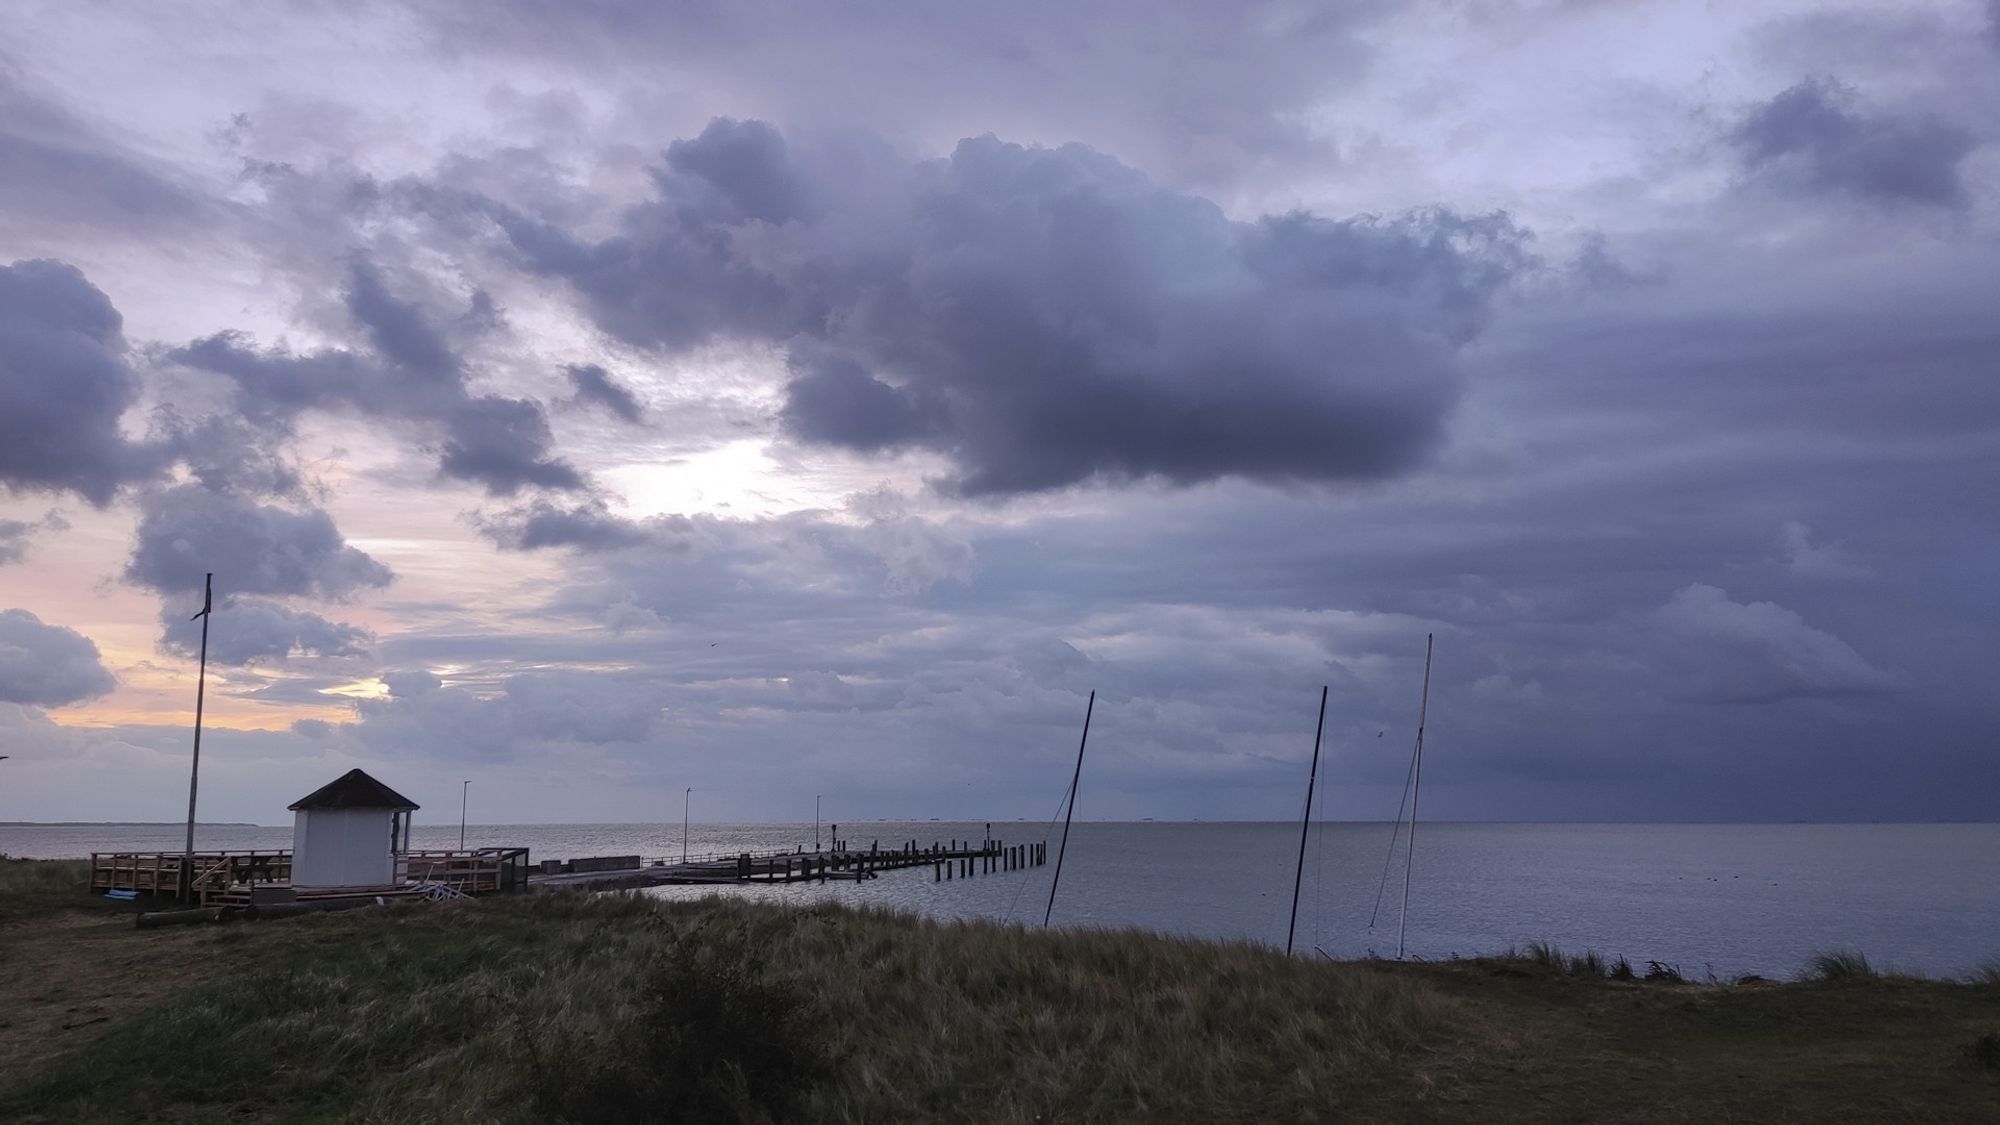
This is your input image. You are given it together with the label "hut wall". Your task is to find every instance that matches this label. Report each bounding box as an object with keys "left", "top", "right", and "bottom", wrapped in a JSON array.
[{"left": 292, "top": 807, "right": 396, "bottom": 888}]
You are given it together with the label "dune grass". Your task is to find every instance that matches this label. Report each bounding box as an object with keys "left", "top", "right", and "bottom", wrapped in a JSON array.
[
  {"left": 2, "top": 891, "right": 1465, "bottom": 1124},
  {"left": 1517, "top": 942, "right": 1612, "bottom": 979},
  {"left": 7, "top": 864, "right": 2000, "bottom": 1123},
  {"left": 0, "top": 856, "right": 93, "bottom": 922}
]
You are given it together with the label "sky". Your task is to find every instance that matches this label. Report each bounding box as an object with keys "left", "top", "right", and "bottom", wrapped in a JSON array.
[{"left": 1, "top": 0, "right": 1996, "bottom": 827}]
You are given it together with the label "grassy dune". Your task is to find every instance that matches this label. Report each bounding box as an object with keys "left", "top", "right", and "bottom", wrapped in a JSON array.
[
  {"left": 0, "top": 865, "right": 1997, "bottom": 1123},
  {"left": 0, "top": 857, "right": 93, "bottom": 922}
]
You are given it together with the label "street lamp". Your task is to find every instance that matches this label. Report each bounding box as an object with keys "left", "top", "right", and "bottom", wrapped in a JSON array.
[
  {"left": 459, "top": 780, "right": 470, "bottom": 850},
  {"left": 682, "top": 787, "right": 692, "bottom": 863}
]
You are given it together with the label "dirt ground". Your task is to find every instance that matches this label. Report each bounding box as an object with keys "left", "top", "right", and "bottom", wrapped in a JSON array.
[{"left": 0, "top": 908, "right": 221, "bottom": 1077}]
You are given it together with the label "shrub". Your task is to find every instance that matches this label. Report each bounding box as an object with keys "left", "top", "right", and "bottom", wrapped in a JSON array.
[
  {"left": 1609, "top": 956, "right": 1635, "bottom": 982},
  {"left": 1969, "top": 960, "right": 2000, "bottom": 987},
  {"left": 1963, "top": 1033, "right": 2000, "bottom": 1072}
]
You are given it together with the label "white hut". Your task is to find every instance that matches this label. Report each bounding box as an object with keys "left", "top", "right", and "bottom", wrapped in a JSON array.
[{"left": 288, "top": 768, "right": 419, "bottom": 889}]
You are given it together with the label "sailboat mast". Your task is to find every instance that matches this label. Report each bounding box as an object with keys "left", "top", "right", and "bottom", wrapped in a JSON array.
[
  {"left": 1397, "top": 633, "right": 1433, "bottom": 960},
  {"left": 1043, "top": 690, "right": 1096, "bottom": 927},
  {"left": 1287, "top": 685, "right": 1329, "bottom": 955}
]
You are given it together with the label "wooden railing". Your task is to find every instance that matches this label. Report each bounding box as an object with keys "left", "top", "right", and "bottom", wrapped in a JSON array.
[
  {"left": 93, "top": 848, "right": 535, "bottom": 902},
  {"left": 398, "top": 848, "right": 532, "bottom": 895},
  {"left": 90, "top": 850, "right": 292, "bottom": 903}
]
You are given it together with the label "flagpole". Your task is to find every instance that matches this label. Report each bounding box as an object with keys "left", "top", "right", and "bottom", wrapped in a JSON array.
[{"left": 182, "top": 573, "right": 213, "bottom": 901}]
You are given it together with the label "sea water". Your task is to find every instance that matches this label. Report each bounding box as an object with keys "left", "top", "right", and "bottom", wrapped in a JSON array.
[{"left": 7, "top": 820, "right": 1994, "bottom": 979}]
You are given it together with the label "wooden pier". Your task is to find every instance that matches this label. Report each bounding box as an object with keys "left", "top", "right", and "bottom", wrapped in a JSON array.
[
  {"left": 531, "top": 838, "right": 1049, "bottom": 889},
  {"left": 92, "top": 838, "right": 1046, "bottom": 903}
]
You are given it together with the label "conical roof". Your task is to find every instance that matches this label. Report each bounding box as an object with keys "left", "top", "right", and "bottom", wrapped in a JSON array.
[{"left": 288, "top": 768, "right": 420, "bottom": 811}]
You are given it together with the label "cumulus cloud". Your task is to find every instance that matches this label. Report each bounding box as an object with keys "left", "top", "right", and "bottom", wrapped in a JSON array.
[
  {"left": 120, "top": 484, "right": 389, "bottom": 664},
  {"left": 1778, "top": 521, "right": 1866, "bottom": 579},
  {"left": 0, "top": 608, "right": 117, "bottom": 706},
  {"left": 1655, "top": 583, "right": 1896, "bottom": 704},
  {"left": 348, "top": 668, "right": 665, "bottom": 759},
  {"left": 440, "top": 121, "right": 1532, "bottom": 495},
  {"left": 0, "top": 259, "right": 163, "bottom": 503},
  {"left": 151, "top": 410, "right": 304, "bottom": 497},
  {"left": 475, "top": 497, "right": 653, "bottom": 552},
  {"left": 126, "top": 484, "right": 392, "bottom": 600},
  {"left": 1728, "top": 78, "right": 1977, "bottom": 208},
  {"left": 171, "top": 261, "right": 584, "bottom": 496},
  {"left": 156, "top": 596, "right": 375, "bottom": 665},
  {"left": 563, "top": 363, "right": 644, "bottom": 423}
]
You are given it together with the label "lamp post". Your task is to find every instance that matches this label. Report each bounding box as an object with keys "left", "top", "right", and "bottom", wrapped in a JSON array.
[
  {"left": 459, "top": 780, "right": 470, "bottom": 850},
  {"left": 682, "top": 787, "right": 692, "bottom": 863}
]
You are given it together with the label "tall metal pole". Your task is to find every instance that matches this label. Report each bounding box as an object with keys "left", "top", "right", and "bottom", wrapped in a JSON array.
[
  {"left": 1398, "top": 634, "right": 1434, "bottom": 961},
  {"left": 683, "top": 787, "right": 692, "bottom": 862},
  {"left": 182, "top": 573, "right": 213, "bottom": 900},
  {"left": 1043, "top": 690, "right": 1095, "bottom": 927},
  {"left": 460, "top": 780, "right": 470, "bottom": 849},
  {"left": 815, "top": 795, "right": 821, "bottom": 852},
  {"left": 1287, "top": 685, "right": 1329, "bottom": 955}
]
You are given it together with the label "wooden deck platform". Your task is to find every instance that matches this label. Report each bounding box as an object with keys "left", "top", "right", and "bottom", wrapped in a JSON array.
[{"left": 91, "top": 847, "right": 532, "bottom": 906}]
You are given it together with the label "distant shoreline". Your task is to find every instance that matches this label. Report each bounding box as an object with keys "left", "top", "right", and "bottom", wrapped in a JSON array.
[{"left": 0, "top": 822, "right": 268, "bottom": 828}]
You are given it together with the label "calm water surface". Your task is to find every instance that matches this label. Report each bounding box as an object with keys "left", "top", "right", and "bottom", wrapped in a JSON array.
[{"left": 6, "top": 820, "right": 1993, "bottom": 979}]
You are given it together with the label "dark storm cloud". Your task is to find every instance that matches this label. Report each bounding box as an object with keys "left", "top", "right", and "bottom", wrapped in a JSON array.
[
  {"left": 171, "top": 261, "right": 585, "bottom": 496},
  {"left": 451, "top": 123, "right": 1532, "bottom": 495},
  {"left": 1728, "top": 78, "right": 1977, "bottom": 208},
  {"left": 342, "top": 257, "right": 469, "bottom": 384},
  {"left": 156, "top": 596, "right": 375, "bottom": 666},
  {"left": 439, "top": 396, "right": 586, "bottom": 495},
  {"left": 0, "top": 608, "right": 117, "bottom": 707},
  {"left": 563, "top": 363, "right": 643, "bottom": 423},
  {"left": 777, "top": 351, "right": 939, "bottom": 452},
  {"left": 0, "top": 259, "right": 165, "bottom": 504},
  {"left": 0, "top": 74, "right": 202, "bottom": 233},
  {"left": 125, "top": 484, "right": 392, "bottom": 600}
]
